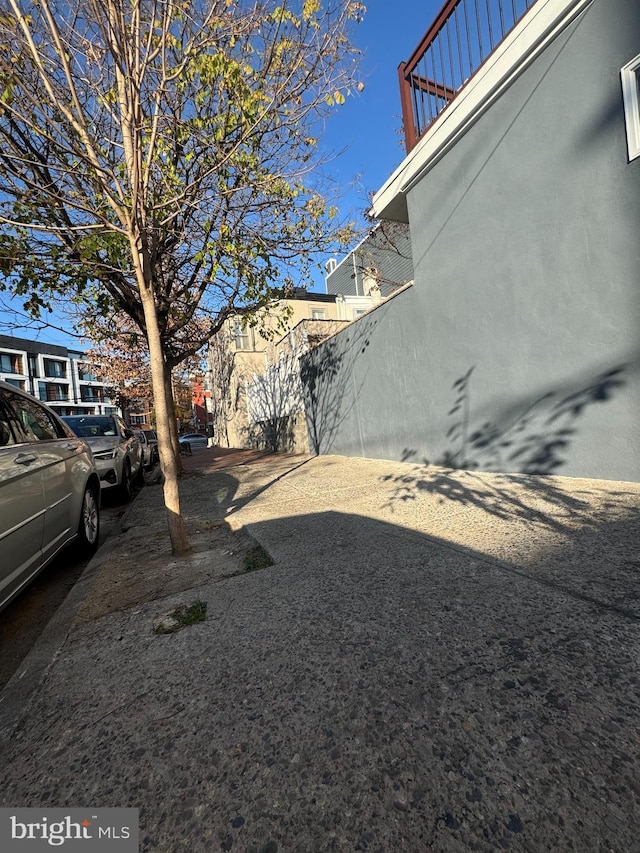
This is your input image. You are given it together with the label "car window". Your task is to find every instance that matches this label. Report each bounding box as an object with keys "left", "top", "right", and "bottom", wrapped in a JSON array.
[
  {"left": 64, "top": 417, "right": 116, "bottom": 437},
  {"left": 11, "top": 394, "right": 61, "bottom": 441},
  {"left": 0, "top": 400, "right": 17, "bottom": 446},
  {"left": 0, "top": 388, "right": 63, "bottom": 443}
]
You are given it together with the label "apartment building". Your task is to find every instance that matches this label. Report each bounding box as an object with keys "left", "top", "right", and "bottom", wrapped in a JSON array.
[{"left": 0, "top": 334, "right": 115, "bottom": 416}]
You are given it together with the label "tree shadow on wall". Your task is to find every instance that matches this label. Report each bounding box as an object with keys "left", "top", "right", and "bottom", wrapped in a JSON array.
[
  {"left": 383, "top": 362, "right": 636, "bottom": 529},
  {"left": 243, "top": 416, "right": 297, "bottom": 454},
  {"left": 301, "top": 309, "right": 382, "bottom": 455},
  {"left": 239, "top": 307, "right": 381, "bottom": 455},
  {"left": 240, "top": 349, "right": 306, "bottom": 453},
  {"left": 438, "top": 364, "right": 627, "bottom": 474}
]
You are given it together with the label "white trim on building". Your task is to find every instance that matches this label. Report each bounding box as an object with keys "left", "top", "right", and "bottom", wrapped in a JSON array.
[
  {"left": 621, "top": 52, "right": 640, "bottom": 161},
  {"left": 371, "top": 0, "right": 595, "bottom": 222}
]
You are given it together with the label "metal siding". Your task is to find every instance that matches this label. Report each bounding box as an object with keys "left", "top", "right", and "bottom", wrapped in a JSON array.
[{"left": 325, "top": 225, "right": 414, "bottom": 297}]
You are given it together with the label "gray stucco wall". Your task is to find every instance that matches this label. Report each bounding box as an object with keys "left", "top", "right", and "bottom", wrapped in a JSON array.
[{"left": 303, "top": 0, "right": 640, "bottom": 481}]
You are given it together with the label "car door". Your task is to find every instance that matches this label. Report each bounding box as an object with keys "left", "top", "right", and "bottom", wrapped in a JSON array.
[
  {"left": 11, "top": 393, "right": 80, "bottom": 565},
  {"left": 0, "top": 389, "right": 47, "bottom": 606}
]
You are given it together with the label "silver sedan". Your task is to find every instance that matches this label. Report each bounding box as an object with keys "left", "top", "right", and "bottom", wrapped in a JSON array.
[
  {"left": 62, "top": 414, "right": 143, "bottom": 500},
  {"left": 0, "top": 382, "right": 101, "bottom": 612},
  {"left": 178, "top": 432, "right": 208, "bottom": 450}
]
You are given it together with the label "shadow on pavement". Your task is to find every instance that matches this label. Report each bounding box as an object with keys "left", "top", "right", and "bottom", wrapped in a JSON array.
[{"left": 1, "top": 477, "right": 638, "bottom": 852}]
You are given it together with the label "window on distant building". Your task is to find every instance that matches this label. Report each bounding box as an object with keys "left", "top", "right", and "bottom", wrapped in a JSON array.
[
  {"left": 233, "top": 321, "right": 251, "bottom": 351},
  {"left": 81, "top": 387, "right": 103, "bottom": 403},
  {"left": 311, "top": 308, "right": 326, "bottom": 320},
  {"left": 78, "top": 362, "right": 98, "bottom": 382},
  {"left": 39, "top": 381, "right": 69, "bottom": 402},
  {"left": 43, "top": 358, "right": 67, "bottom": 379},
  {"left": 0, "top": 352, "right": 22, "bottom": 374},
  {"left": 621, "top": 53, "right": 640, "bottom": 161},
  {"left": 130, "top": 414, "right": 146, "bottom": 426}
]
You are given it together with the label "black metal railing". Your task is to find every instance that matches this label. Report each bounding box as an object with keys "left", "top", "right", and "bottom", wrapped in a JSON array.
[{"left": 399, "top": 0, "right": 538, "bottom": 152}]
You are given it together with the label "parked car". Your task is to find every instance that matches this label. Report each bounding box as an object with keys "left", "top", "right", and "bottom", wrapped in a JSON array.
[
  {"left": 134, "top": 429, "right": 158, "bottom": 468},
  {"left": 0, "top": 382, "right": 101, "bottom": 612},
  {"left": 62, "top": 414, "right": 143, "bottom": 501},
  {"left": 178, "top": 432, "right": 208, "bottom": 450}
]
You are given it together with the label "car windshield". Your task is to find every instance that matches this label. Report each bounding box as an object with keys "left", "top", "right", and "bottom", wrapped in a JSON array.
[{"left": 64, "top": 416, "right": 117, "bottom": 437}]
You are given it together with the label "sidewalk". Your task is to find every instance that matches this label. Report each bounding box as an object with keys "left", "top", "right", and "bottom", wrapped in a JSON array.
[{"left": 1, "top": 448, "right": 639, "bottom": 852}]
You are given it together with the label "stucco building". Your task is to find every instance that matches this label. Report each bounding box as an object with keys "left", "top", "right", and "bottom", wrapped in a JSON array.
[
  {"left": 300, "top": 0, "right": 640, "bottom": 481},
  {"left": 208, "top": 290, "right": 352, "bottom": 450}
]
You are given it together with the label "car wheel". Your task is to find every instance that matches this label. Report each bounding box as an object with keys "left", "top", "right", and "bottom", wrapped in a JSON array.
[
  {"left": 120, "top": 459, "right": 132, "bottom": 501},
  {"left": 77, "top": 484, "right": 100, "bottom": 554}
]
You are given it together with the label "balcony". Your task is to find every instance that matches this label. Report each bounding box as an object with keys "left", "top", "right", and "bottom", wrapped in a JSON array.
[
  {"left": 275, "top": 319, "right": 350, "bottom": 360},
  {"left": 399, "top": 0, "right": 537, "bottom": 152},
  {"left": 80, "top": 385, "right": 106, "bottom": 403}
]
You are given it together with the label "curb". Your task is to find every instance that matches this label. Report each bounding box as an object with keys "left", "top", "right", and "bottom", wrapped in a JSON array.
[{"left": 0, "top": 489, "right": 144, "bottom": 760}]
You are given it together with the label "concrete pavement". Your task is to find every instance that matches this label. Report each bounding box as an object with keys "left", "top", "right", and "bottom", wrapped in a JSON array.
[{"left": 1, "top": 448, "right": 639, "bottom": 852}]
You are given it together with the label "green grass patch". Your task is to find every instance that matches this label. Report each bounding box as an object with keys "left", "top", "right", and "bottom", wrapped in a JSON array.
[{"left": 153, "top": 600, "right": 208, "bottom": 635}]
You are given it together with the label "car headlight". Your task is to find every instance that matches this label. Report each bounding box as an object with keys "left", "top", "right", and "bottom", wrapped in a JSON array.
[{"left": 93, "top": 449, "right": 117, "bottom": 460}]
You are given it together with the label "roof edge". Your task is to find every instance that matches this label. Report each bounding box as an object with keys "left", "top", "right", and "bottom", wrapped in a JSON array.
[{"left": 371, "top": 0, "right": 593, "bottom": 222}]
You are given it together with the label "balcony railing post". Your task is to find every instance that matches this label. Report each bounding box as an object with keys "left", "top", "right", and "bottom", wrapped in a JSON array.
[
  {"left": 398, "top": 62, "right": 417, "bottom": 154},
  {"left": 400, "top": 0, "right": 538, "bottom": 152}
]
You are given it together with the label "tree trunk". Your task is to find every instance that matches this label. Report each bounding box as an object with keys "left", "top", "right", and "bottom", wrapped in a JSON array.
[
  {"left": 163, "top": 361, "right": 183, "bottom": 475},
  {"left": 139, "top": 284, "right": 191, "bottom": 555}
]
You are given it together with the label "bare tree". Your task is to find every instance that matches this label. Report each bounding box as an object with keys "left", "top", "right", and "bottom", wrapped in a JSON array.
[{"left": 0, "top": 0, "right": 364, "bottom": 552}]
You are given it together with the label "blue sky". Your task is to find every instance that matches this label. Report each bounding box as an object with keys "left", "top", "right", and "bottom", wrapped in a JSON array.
[
  {"left": 307, "top": 0, "right": 443, "bottom": 290},
  {"left": 1, "top": 1, "right": 444, "bottom": 346},
  {"left": 318, "top": 1, "right": 441, "bottom": 218}
]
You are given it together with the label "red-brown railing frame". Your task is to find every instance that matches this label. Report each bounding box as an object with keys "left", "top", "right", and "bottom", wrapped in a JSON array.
[{"left": 399, "top": 0, "right": 537, "bottom": 153}]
